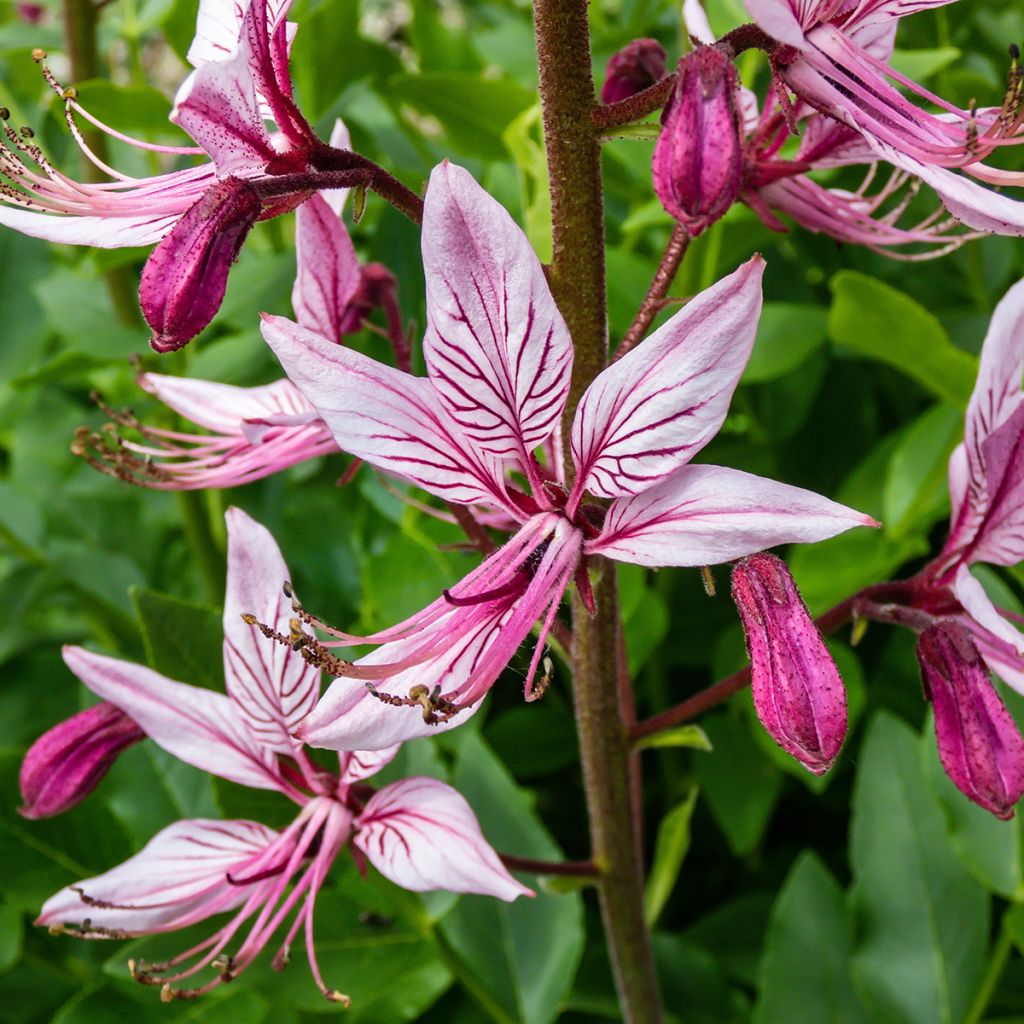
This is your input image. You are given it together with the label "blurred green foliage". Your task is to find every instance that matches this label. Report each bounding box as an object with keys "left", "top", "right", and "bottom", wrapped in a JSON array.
[{"left": 2, "top": 0, "right": 1024, "bottom": 1020}]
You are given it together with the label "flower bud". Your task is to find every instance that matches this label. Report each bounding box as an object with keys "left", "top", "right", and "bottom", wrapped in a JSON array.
[
  {"left": 601, "top": 38, "right": 668, "bottom": 105},
  {"left": 917, "top": 622, "right": 1024, "bottom": 819},
  {"left": 732, "top": 553, "right": 847, "bottom": 774},
  {"left": 140, "top": 177, "right": 262, "bottom": 352},
  {"left": 19, "top": 703, "right": 145, "bottom": 819},
  {"left": 652, "top": 46, "right": 743, "bottom": 236}
]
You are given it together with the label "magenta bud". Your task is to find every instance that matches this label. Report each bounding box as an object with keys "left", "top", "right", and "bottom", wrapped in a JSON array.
[
  {"left": 19, "top": 703, "right": 146, "bottom": 819},
  {"left": 652, "top": 46, "right": 743, "bottom": 236},
  {"left": 15, "top": 2, "right": 45, "bottom": 23},
  {"left": 601, "top": 38, "right": 668, "bottom": 105},
  {"left": 918, "top": 622, "right": 1024, "bottom": 820},
  {"left": 732, "top": 553, "right": 847, "bottom": 775},
  {"left": 140, "top": 177, "right": 262, "bottom": 352}
]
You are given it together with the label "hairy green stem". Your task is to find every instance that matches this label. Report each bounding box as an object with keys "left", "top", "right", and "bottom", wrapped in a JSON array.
[
  {"left": 61, "top": 0, "right": 141, "bottom": 327},
  {"left": 533, "top": 1, "right": 664, "bottom": 1019}
]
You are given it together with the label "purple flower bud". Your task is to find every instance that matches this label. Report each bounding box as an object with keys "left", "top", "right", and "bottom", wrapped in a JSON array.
[
  {"left": 19, "top": 703, "right": 145, "bottom": 819},
  {"left": 652, "top": 46, "right": 743, "bottom": 236},
  {"left": 917, "top": 622, "right": 1024, "bottom": 820},
  {"left": 732, "top": 553, "right": 847, "bottom": 775},
  {"left": 15, "top": 2, "right": 45, "bottom": 23},
  {"left": 140, "top": 177, "right": 262, "bottom": 352},
  {"left": 601, "top": 38, "right": 668, "bottom": 105}
]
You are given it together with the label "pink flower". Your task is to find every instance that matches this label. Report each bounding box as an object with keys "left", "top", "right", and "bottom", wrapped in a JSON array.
[
  {"left": 0, "top": 0, "right": 355, "bottom": 348},
  {"left": 732, "top": 553, "right": 847, "bottom": 774},
  {"left": 19, "top": 703, "right": 145, "bottom": 819},
  {"left": 682, "top": 1, "right": 985, "bottom": 256},
  {"left": 903, "top": 278, "right": 1024, "bottom": 692},
  {"left": 653, "top": 46, "right": 745, "bottom": 235},
  {"left": 74, "top": 183, "right": 390, "bottom": 490},
  {"left": 0, "top": 0, "right": 307, "bottom": 247},
  {"left": 36, "top": 508, "right": 528, "bottom": 1003},
  {"left": 260, "top": 161, "right": 874, "bottom": 752},
  {"left": 74, "top": 372, "right": 337, "bottom": 490},
  {"left": 744, "top": 0, "right": 1024, "bottom": 235},
  {"left": 918, "top": 621, "right": 1024, "bottom": 819}
]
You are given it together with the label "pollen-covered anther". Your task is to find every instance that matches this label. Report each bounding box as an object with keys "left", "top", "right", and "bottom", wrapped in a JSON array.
[
  {"left": 30, "top": 47, "right": 46, "bottom": 61},
  {"left": 324, "top": 990, "right": 351, "bottom": 1006}
]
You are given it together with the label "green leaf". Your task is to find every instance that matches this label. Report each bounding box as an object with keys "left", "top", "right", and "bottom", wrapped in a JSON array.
[
  {"left": 635, "top": 725, "right": 712, "bottom": 753},
  {"left": 694, "top": 712, "right": 783, "bottom": 857},
  {"left": 130, "top": 587, "right": 223, "bottom": 689},
  {"left": 503, "top": 105, "right": 552, "bottom": 263},
  {"left": 850, "top": 713, "right": 988, "bottom": 1024},
  {"left": 828, "top": 271, "right": 978, "bottom": 406},
  {"left": 921, "top": 712, "right": 1023, "bottom": 899},
  {"left": 388, "top": 73, "right": 534, "bottom": 160},
  {"left": 742, "top": 304, "right": 828, "bottom": 384},
  {"left": 754, "top": 852, "right": 871, "bottom": 1024},
  {"left": 883, "top": 404, "right": 961, "bottom": 539},
  {"left": 645, "top": 785, "right": 699, "bottom": 926},
  {"left": 440, "top": 731, "right": 584, "bottom": 1024},
  {"left": 890, "top": 47, "right": 961, "bottom": 82}
]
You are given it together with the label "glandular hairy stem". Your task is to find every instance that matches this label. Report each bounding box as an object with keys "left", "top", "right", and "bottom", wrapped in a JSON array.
[{"left": 533, "top": 1, "right": 664, "bottom": 1020}]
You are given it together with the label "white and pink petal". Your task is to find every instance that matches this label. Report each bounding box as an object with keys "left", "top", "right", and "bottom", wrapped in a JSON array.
[
  {"left": 223, "top": 508, "right": 320, "bottom": 755},
  {"left": 261, "top": 315, "right": 515, "bottom": 513},
  {"left": 355, "top": 778, "right": 531, "bottom": 900},
  {"left": 570, "top": 257, "right": 764, "bottom": 504},
  {"left": 62, "top": 646, "right": 280, "bottom": 791},
  {"left": 589, "top": 464, "right": 875, "bottom": 567},
  {"left": 292, "top": 193, "right": 361, "bottom": 341},
  {"left": 38, "top": 818, "right": 277, "bottom": 933},
  {"left": 422, "top": 163, "right": 573, "bottom": 465}
]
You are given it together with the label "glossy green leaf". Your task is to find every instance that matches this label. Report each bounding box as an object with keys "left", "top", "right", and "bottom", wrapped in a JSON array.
[
  {"left": 850, "top": 713, "right": 988, "bottom": 1024},
  {"left": 828, "top": 271, "right": 978, "bottom": 407},
  {"left": 754, "top": 852, "right": 871, "bottom": 1024},
  {"left": 440, "top": 731, "right": 584, "bottom": 1024},
  {"left": 130, "top": 586, "right": 224, "bottom": 689}
]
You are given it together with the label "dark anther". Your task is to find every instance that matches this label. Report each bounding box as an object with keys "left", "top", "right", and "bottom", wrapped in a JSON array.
[
  {"left": 0, "top": 108, "right": 9, "bottom": 120},
  {"left": 1010, "top": 42, "right": 1020, "bottom": 61},
  {"left": 19, "top": 126, "right": 34, "bottom": 139}
]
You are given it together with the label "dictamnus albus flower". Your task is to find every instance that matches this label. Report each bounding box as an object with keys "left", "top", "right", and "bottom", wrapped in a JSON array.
[
  {"left": 257, "top": 161, "right": 874, "bottom": 753},
  {"left": 33, "top": 509, "right": 528, "bottom": 1004}
]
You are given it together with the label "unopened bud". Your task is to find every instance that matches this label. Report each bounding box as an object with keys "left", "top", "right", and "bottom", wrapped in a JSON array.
[
  {"left": 732, "top": 553, "right": 847, "bottom": 775},
  {"left": 19, "top": 703, "right": 145, "bottom": 818},
  {"left": 140, "top": 177, "right": 262, "bottom": 352},
  {"left": 652, "top": 46, "right": 743, "bottom": 236},
  {"left": 918, "top": 622, "right": 1024, "bottom": 820},
  {"left": 601, "top": 38, "right": 668, "bottom": 105}
]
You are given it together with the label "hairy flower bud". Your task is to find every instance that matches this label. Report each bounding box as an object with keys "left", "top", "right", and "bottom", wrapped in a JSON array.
[
  {"left": 652, "top": 46, "right": 743, "bottom": 236},
  {"left": 918, "top": 622, "right": 1024, "bottom": 819},
  {"left": 140, "top": 177, "right": 262, "bottom": 352},
  {"left": 732, "top": 553, "right": 847, "bottom": 774},
  {"left": 19, "top": 703, "right": 146, "bottom": 819},
  {"left": 601, "top": 38, "right": 668, "bottom": 104}
]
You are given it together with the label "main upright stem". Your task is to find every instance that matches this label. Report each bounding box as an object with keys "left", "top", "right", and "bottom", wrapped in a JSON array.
[{"left": 533, "top": 2, "right": 663, "bottom": 1020}]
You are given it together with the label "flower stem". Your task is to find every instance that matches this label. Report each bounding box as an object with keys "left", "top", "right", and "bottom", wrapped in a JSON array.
[
  {"left": 499, "top": 854, "right": 599, "bottom": 877},
  {"left": 534, "top": 1, "right": 663, "bottom": 1019},
  {"left": 963, "top": 908, "right": 1015, "bottom": 1024},
  {"left": 61, "top": 0, "right": 141, "bottom": 327},
  {"left": 615, "top": 223, "right": 690, "bottom": 359}
]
